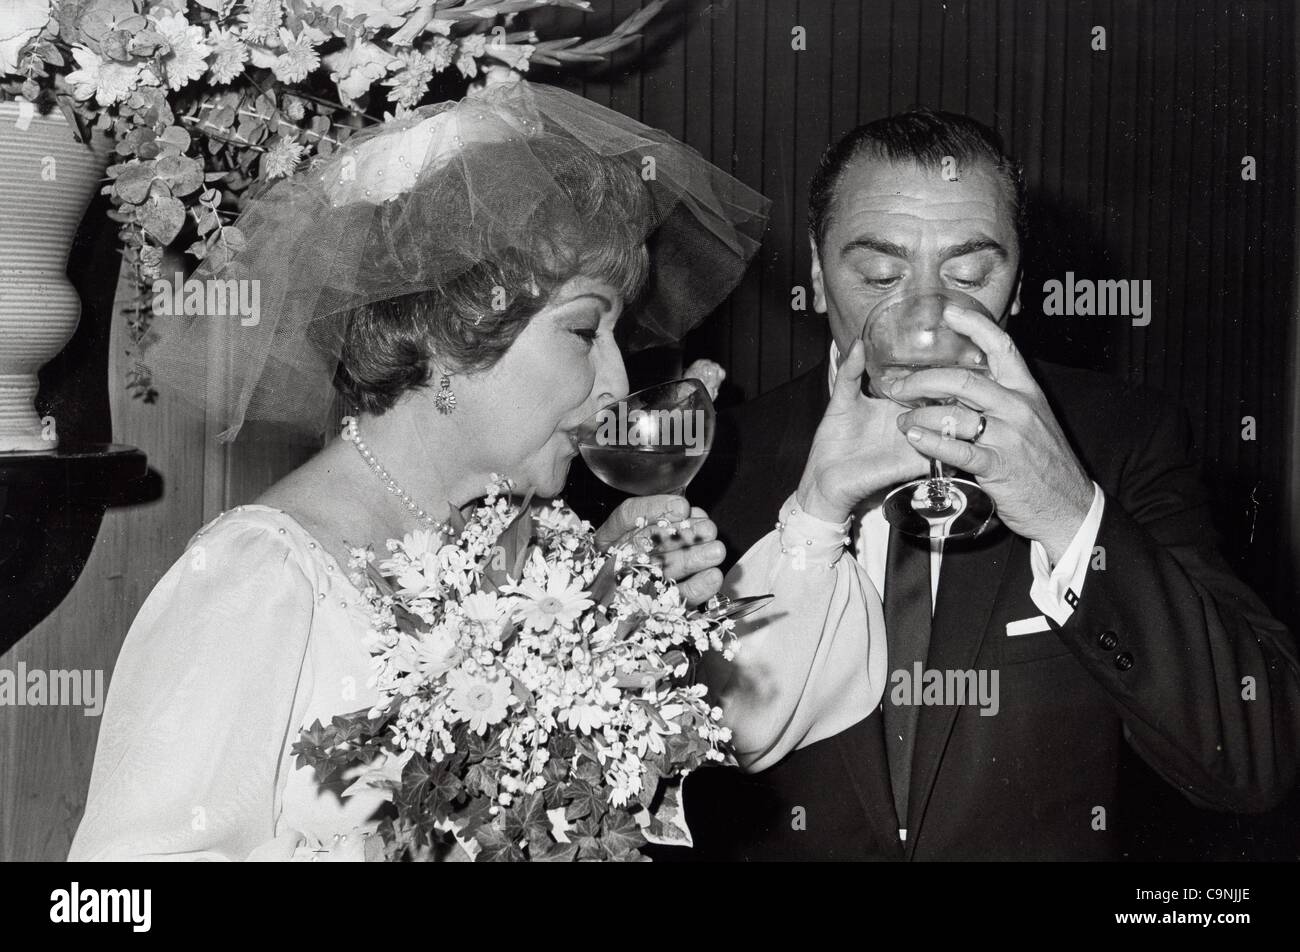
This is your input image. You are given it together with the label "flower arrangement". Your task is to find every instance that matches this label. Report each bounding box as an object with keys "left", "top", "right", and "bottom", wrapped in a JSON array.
[
  {"left": 0, "top": 0, "right": 664, "bottom": 399},
  {"left": 292, "top": 476, "right": 736, "bottom": 861}
]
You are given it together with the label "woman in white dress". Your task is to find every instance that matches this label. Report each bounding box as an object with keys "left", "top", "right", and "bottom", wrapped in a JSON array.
[{"left": 68, "top": 79, "right": 768, "bottom": 861}]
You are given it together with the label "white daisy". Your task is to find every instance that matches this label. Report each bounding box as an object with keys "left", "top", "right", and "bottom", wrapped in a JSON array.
[
  {"left": 261, "top": 136, "right": 304, "bottom": 179},
  {"left": 272, "top": 27, "right": 320, "bottom": 83},
  {"left": 208, "top": 29, "right": 248, "bottom": 85},
  {"left": 445, "top": 668, "right": 514, "bottom": 734},
  {"left": 154, "top": 12, "right": 212, "bottom": 91},
  {"left": 506, "top": 554, "right": 593, "bottom": 632},
  {"left": 64, "top": 45, "right": 142, "bottom": 107}
]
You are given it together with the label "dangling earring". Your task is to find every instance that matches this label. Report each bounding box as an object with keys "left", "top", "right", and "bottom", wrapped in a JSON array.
[{"left": 433, "top": 372, "right": 457, "bottom": 414}]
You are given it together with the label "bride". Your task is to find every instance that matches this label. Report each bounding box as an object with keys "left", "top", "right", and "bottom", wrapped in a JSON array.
[{"left": 69, "top": 79, "right": 767, "bottom": 861}]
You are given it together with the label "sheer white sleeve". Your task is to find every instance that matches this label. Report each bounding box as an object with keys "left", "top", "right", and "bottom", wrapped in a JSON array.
[{"left": 699, "top": 494, "right": 888, "bottom": 773}]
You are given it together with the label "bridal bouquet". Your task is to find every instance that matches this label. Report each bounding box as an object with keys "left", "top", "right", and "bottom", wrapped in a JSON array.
[{"left": 292, "top": 478, "right": 736, "bottom": 862}]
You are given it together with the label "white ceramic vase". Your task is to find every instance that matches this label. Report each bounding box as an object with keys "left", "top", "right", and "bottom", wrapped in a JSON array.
[{"left": 0, "top": 101, "right": 109, "bottom": 452}]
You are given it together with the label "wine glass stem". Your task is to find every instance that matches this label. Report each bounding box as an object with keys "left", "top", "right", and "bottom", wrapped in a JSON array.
[{"left": 926, "top": 458, "right": 949, "bottom": 509}]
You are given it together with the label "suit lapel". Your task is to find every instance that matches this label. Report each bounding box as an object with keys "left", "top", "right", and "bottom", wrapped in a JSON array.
[
  {"left": 904, "top": 523, "right": 1015, "bottom": 856},
  {"left": 834, "top": 704, "right": 907, "bottom": 858}
]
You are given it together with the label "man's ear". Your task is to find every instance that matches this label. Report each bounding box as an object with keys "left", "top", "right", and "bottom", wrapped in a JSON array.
[{"left": 809, "top": 235, "right": 828, "bottom": 314}]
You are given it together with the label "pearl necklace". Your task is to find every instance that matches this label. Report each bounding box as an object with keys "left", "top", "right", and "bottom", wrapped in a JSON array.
[{"left": 340, "top": 416, "right": 452, "bottom": 534}]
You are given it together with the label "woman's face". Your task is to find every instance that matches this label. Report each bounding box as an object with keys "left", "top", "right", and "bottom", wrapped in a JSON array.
[{"left": 449, "top": 275, "right": 630, "bottom": 498}]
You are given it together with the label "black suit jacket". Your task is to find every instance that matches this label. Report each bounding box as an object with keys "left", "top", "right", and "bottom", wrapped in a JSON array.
[{"left": 681, "top": 359, "right": 1300, "bottom": 861}]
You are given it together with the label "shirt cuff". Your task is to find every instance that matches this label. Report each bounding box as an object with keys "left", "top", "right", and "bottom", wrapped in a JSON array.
[
  {"left": 775, "top": 493, "right": 853, "bottom": 570},
  {"left": 1029, "top": 482, "right": 1105, "bottom": 626}
]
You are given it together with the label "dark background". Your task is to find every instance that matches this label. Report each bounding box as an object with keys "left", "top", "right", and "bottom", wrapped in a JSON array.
[{"left": 550, "top": 0, "right": 1300, "bottom": 858}]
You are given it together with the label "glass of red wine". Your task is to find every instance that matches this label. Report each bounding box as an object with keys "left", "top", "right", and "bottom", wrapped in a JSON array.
[
  {"left": 575, "top": 378, "right": 770, "bottom": 621},
  {"left": 861, "top": 288, "right": 999, "bottom": 541}
]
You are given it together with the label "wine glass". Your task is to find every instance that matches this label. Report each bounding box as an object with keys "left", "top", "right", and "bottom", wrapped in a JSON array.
[
  {"left": 574, "top": 378, "right": 715, "bottom": 496},
  {"left": 575, "top": 378, "right": 771, "bottom": 621},
  {"left": 860, "top": 288, "right": 999, "bottom": 541}
]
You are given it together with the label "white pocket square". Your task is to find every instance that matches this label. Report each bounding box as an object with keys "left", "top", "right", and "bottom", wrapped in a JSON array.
[{"left": 1005, "top": 615, "right": 1052, "bottom": 637}]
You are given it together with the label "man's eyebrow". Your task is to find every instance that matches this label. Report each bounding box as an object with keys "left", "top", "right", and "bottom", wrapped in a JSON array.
[
  {"left": 938, "top": 237, "right": 1008, "bottom": 261},
  {"left": 840, "top": 236, "right": 912, "bottom": 260}
]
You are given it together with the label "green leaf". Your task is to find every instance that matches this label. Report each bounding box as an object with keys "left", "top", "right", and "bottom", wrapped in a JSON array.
[
  {"left": 562, "top": 778, "right": 606, "bottom": 822},
  {"left": 532, "top": 842, "right": 579, "bottom": 862},
  {"left": 637, "top": 761, "right": 662, "bottom": 809},
  {"left": 588, "top": 554, "right": 620, "bottom": 608},
  {"left": 154, "top": 154, "right": 204, "bottom": 195},
  {"left": 444, "top": 500, "right": 468, "bottom": 535},
  {"left": 113, "top": 163, "right": 155, "bottom": 205},
  {"left": 463, "top": 759, "right": 497, "bottom": 798},
  {"left": 501, "top": 791, "right": 549, "bottom": 844},
  {"left": 475, "top": 824, "right": 526, "bottom": 863},
  {"left": 569, "top": 816, "right": 603, "bottom": 860},
  {"left": 482, "top": 491, "right": 536, "bottom": 588},
  {"left": 599, "top": 810, "right": 647, "bottom": 860},
  {"left": 139, "top": 196, "right": 185, "bottom": 244}
]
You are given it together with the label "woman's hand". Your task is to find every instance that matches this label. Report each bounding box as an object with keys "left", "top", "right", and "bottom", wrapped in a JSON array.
[{"left": 594, "top": 495, "right": 725, "bottom": 607}]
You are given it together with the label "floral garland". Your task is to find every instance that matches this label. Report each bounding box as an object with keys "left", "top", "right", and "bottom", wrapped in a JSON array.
[{"left": 0, "top": 0, "right": 664, "bottom": 398}]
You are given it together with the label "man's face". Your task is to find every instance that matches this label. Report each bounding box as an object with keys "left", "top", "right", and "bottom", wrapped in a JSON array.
[{"left": 810, "top": 156, "right": 1022, "bottom": 362}]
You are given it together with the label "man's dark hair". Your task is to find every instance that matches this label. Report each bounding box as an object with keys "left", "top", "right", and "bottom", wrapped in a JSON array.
[{"left": 808, "top": 109, "right": 1025, "bottom": 249}]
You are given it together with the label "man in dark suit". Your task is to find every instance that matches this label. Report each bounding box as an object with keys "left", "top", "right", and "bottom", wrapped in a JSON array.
[{"left": 685, "top": 110, "right": 1300, "bottom": 860}]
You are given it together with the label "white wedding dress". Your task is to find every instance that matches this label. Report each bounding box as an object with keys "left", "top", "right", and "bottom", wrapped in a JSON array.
[{"left": 69, "top": 505, "right": 395, "bottom": 862}]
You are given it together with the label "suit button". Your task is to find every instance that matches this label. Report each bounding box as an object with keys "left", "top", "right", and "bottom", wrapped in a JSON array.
[
  {"left": 1114, "top": 651, "right": 1134, "bottom": 671},
  {"left": 1097, "top": 630, "right": 1119, "bottom": 651}
]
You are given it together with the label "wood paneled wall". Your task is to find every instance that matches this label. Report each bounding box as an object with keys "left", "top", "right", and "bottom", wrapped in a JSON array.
[{"left": 569, "top": 0, "right": 1297, "bottom": 616}]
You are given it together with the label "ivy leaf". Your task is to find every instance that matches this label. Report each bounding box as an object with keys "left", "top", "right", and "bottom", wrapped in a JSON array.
[
  {"left": 569, "top": 816, "right": 603, "bottom": 860},
  {"left": 475, "top": 824, "right": 525, "bottom": 863},
  {"left": 572, "top": 755, "right": 602, "bottom": 785},
  {"left": 562, "top": 778, "right": 606, "bottom": 822},
  {"left": 600, "top": 810, "right": 647, "bottom": 860},
  {"left": 533, "top": 842, "right": 579, "bottom": 862},
  {"left": 448, "top": 795, "right": 494, "bottom": 841},
  {"left": 460, "top": 729, "right": 492, "bottom": 764},
  {"left": 462, "top": 759, "right": 497, "bottom": 798},
  {"left": 501, "top": 791, "right": 549, "bottom": 844}
]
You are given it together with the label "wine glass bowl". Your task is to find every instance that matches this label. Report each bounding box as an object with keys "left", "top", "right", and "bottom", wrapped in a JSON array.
[
  {"left": 859, "top": 288, "right": 999, "bottom": 541},
  {"left": 862, "top": 288, "right": 991, "bottom": 403},
  {"left": 574, "top": 378, "right": 715, "bottom": 497},
  {"left": 576, "top": 378, "right": 774, "bottom": 622}
]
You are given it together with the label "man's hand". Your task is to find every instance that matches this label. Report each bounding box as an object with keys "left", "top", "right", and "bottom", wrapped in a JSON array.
[
  {"left": 594, "top": 495, "right": 725, "bottom": 606},
  {"left": 796, "top": 339, "right": 931, "bottom": 524},
  {"left": 890, "top": 304, "right": 1095, "bottom": 563}
]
